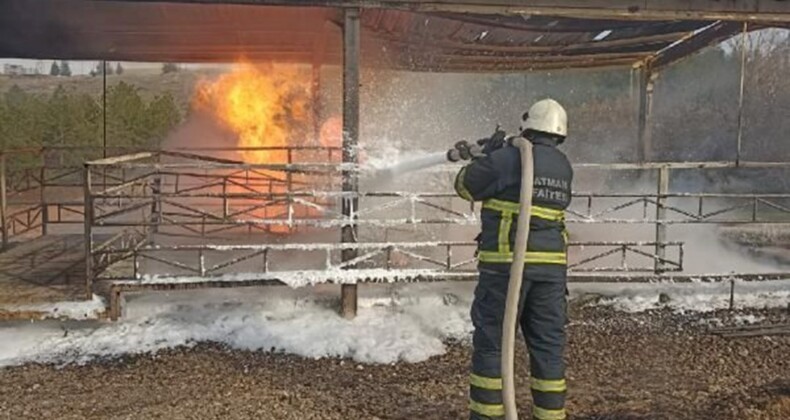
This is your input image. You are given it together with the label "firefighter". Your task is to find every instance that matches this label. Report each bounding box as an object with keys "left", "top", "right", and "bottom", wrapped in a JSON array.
[{"left": 451, "top": 99, "right": 573, "bottom": 420}]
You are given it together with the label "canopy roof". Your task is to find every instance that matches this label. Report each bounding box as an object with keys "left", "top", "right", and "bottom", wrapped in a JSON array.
[{"left": 1, "top": 0, "right": 787, "bottom": 71}]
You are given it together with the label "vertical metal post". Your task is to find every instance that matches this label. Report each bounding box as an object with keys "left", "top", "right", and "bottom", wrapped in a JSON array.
[
  {"left": 151, "top": 173, "right": 162, "bottom": 235},
  {"left": 340, "top": 7, "right": 360, "bottom": 319},
  {"left": 654, "top": 166, "right": 669, "bottom": 274},
  {"left": 83, "top": 165, "right": 94, "bottom": 299},
  {"left": 735, "top": 22, "right": 748, "bottom": 166},
  {"left": 102, "top": 60, "right": 107, "bottom": 159},
  {"left": 637, "top": 62, "right": 655, "bottom": 163},
  {"left": 0, "top": 153, "right": 8, "bottom": 250},
  {"left": 40, "top": 166, "right": 48, "bottom": 236}
]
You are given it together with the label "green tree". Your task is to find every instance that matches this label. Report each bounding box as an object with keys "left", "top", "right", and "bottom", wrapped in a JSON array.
[
  {"left": 59, "top": 61, "right": 72, "bottom": 77},
  {"left": 162, "top": 63, "right": 179, "bottom": 74},
  {"left": 49, "top": 62, "right": 60, "bottom": 76},
  {"left": 115, "top": 62, "right": 124, "bottom": 75},
  {"left": 146, "top": 93, "right": 181, "bottom": 143}
]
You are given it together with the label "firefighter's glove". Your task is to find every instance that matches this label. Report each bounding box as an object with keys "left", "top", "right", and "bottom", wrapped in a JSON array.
[
  {"left": 477, "top": 128, "right": 507, "bottom": 155},
  {"left": 447, "top": 140, "right": 484, "bottom": 162}
]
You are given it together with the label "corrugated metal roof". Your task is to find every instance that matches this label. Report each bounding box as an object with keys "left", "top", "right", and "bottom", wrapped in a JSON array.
[{"left": 0, "top": 0, "right": 743, "bottom": 71}]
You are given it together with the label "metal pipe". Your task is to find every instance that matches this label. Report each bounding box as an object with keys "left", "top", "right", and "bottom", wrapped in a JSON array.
[{"left": 341, "top": 7, "right": 360, "bottom": 319}]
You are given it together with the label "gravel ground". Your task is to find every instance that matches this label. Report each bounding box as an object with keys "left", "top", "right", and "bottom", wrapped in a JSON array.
[{"left": 1, "top": 306, "right": 788, "bottom": 420}]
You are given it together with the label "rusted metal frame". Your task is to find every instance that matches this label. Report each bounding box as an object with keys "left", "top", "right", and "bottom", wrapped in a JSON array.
[
  {"left": 158, "top": 149, "right": 244, "bottom": 165},
  {"left": 292, "top": 197, "right": 337, "bottom": 217},
  {"left": 225, "top": 199, "right": 291, "bottom": 219},
  {"left": 390, "top": 247, "right": 446, "bottom": 268},
  {"left": 410, "top": 57, "right": 641, "bottom": 72},
  {"left": 206, "top": 249, "right": 269, "bottom": 275},
  {"left": 568, "top": 243, "right": 682, "bottom": 271},
  {"left": 354, "top": 195, "right": 412, "bottom": 216},
  {"left": 158, "top": 198, "right": 225, "bottom": 221},
  {"left": 451, "top": 257, "right": 477, "bottom": 270},
  {"left": 98, "top": 172, "right": 157, "bottom": 196},
  {"left": 419, "top": 48, "right": 650, "bottom": 61},
  {"left": 136, "top": 252, "right": 202, "bottom": 274},
  {"left": 651, "top": 21, "right": 744, "bottom": 70},
  {"left": 625, "top": 246, "right": 682, "bottom": 271},
  {"left": 334, "top": 249, "right": 385, "bottom": 270},
  {"left": 757, "top": 198, "right": 790, "bottom": 216},
  {"left": 93, "top": 200, "right": 155, "bottom": 223},
  {"left": 412, "top": 196, "right": 474, "bottom": 218},
  {"left": 577, "top": 196, "right": 648, "bottom": 220},
  {"left": 86, "top": 152, "right": 157, "bottom": 166},
  {"left": 418, "top": 11, "right": 684, "bottom": 33}
]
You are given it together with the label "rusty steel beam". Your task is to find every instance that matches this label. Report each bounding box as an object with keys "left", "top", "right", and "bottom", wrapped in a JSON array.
[
  {"left": 114, "top": 1, "right": 790, "bottom": 23},
  {"left": 341, "top": 7, "right": 361, "bottom": 319},
  {"left": 650, "top": 21, "right": 744, "bottom": 70}
]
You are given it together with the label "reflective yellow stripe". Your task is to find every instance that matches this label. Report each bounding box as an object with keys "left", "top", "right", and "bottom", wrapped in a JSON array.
[
  {"left": 530, "top": 377, "right": 567, "bottom": 393},
  {"left": 455, "top": 167, "right": 474, "bottom": 201},
  {"left": 498, "top": 211, "right": 513, "bottom": 254},
  {"left": 469, "top": 373, "right": 502, "bottom": 390},
  {"left": 531, "top": 206, "right": 565, "bottom": 222},
  {"left": 533, "top": 406, "right": 566, "bottom": 420},
  {"left": 478, "top": 251, "right": 567, "bottom": 265},
  {"left": 482, "top": 199, "right": 564, "bottom": 222},
  {"left": 482, "top": 198, "right": 520, "bottom": 213},
  {"left": 469, "top": 400, "right": 505, "bottom": 417}
]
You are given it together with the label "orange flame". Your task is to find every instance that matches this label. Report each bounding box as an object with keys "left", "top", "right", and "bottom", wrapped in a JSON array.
[
  {"left": 194, "top": 62, "right": 313, "bottom": 163},
  {"left": 193, "top": 62, "right": 342, "bottom": 234}
]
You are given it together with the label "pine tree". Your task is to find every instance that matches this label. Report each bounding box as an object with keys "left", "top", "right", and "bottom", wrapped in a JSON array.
[
  {"left": 49, "top": 62, "right": 60, "bottom": 76},
  {"left": 115, "top": 62, "right": 124, "bottom": 75},
  {"left": 59, "top": 61, "right": 72, "bottom": 77}
]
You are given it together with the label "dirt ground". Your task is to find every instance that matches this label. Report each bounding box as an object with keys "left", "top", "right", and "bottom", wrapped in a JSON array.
[{"left": 1, "top": 306, "right": 788, "bottom": 420}]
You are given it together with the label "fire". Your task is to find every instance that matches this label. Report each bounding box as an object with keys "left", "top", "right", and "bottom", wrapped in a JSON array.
[
  {"left": 193, "top": 61, "right": 341, "bottom": 234},
  {"left": 194, "top": 62, "right": 313, "bottom": 163}
]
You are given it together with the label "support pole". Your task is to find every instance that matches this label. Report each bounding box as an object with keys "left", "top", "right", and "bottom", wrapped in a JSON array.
[
  {"left": 0, "top": 153, "right": 8, "bottom": 250},
  {"left": 654, "top": 166, "right": 669, "bottom": 274},
  {"left": 735, "top": 22, "right": 748, "bottom": 166},
  {"left": 637, "top": 62, "right": 655, "bottom": 163},
  {"left": 340, "top": 8, "right": 360, "bottom": 319},
  {"left": 40, "top": 165, "right": 48, "bottom": 236},
  {"left": 102, "top": 60, "right": 107, "bottom": 159},
  {"left": 83, "top": 165, "right": 94, "bottom": 299}
]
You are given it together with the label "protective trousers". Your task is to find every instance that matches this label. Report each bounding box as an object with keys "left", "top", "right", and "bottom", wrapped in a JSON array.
[{"left": 469, "top": 269, "right": 567, "bottom": 420}]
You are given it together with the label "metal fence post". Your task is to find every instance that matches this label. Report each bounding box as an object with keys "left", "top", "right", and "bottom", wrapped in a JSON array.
[
  {"left": 654, "top": 166, "right": 669, "bottom": 274},
  {"left": 40, "top": 165, "right": 48, "bottom": 236},
  {"left": 0, "top": 153, "right": 8, "bottom": 250},
  {"left": 340, "top": 7, "right": 360, "bottom": 319}
]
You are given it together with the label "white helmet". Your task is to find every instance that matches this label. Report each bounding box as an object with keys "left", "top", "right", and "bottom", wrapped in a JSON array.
[{"left": 519, "top": 98, "right": 567, "bottom": 138}]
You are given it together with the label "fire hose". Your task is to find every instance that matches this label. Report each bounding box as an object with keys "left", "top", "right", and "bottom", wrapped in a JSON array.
[
  {"left": 502, "top": 137, "right": 534, "bottom": 420},
  {"left": 448, "top": 136, "right": 535, "bottom": 420}
]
